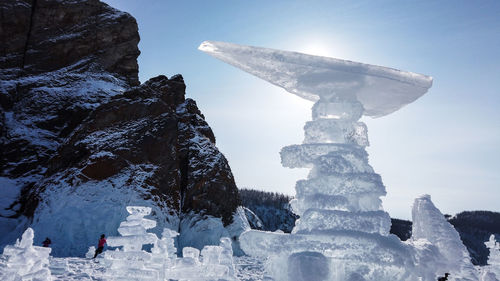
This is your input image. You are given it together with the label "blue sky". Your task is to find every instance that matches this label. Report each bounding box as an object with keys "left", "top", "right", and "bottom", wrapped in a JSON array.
[{"left": 104, "top": 0, "right": 500, "bottom": 219}]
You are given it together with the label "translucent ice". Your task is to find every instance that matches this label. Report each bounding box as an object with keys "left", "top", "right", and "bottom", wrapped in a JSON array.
[
  {"left": 100, "top": 206, "right": 237, "bottom": 281},
  {"left": 280, "top": 144, "right": 372, "bottom": 173},
  {"left": 411, "top": 195, "right": 479, "bottom": 280},
  {"left": 304, "top": 119, "right": 368, "bottom": 146},
  {"left": 166, "top": 239, "right": 236, "bottom": 281},
  {"left": 293, "top": 209, "right": 391, "bottom": 235},
  {"left": 0, "top": 228, "right": 52, "bottom": 281},
  {"left": 103, "top": 206, "right": 161, "bottom": 280},
  {"left": 287, "top": 251, "right": 330, "bottom": 281},
  {"left": 199, "top": 41, "right": 432, "bottom": 118},
  {"left": 295, "top": 173, "right": 385, "bottom": 197},
  {"left": 200, "top": 40, "right": 439, "bottom": 281}
]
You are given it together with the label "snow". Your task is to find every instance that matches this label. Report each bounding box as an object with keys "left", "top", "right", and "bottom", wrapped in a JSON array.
[
  {"left": 198, "top": 40, "right": 432, "bottom": 118},
  {"left": 0, "top": 223, "right": 495, "bottom": 280}
]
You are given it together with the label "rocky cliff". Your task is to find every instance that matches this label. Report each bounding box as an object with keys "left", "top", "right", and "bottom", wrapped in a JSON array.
[{"left": 0, "top": 0, "right": 241, "bottom": 256}]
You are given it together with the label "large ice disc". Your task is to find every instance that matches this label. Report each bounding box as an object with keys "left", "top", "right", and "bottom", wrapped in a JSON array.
[{"left": 199, "top": 40, "right": 432, "bottom": 117}]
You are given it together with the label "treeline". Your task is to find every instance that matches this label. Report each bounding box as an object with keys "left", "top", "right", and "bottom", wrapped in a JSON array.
[
  {"left": 389, "top": 211, "right": 500, "bottom": 266},
  {"left": 239, "top": 188, "right": 298, "bottom": 233},
  {"left": 239, "top": 188, "right": 293, "bottom": 209},
  {"left": 448, "top": 211, "right": 500, "bottom": 265}
]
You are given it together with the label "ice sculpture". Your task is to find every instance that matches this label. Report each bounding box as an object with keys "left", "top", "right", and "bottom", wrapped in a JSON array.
[
  {"left": 411, "top": 195, "right": 479, "bottom": 280},
  {"left": 483, "top": 235, "right": 500, "bottom": 279},
  {"left": 102, "top": 206, "right": 160, "bottom": 280},
  {"left": 199, "top": 41, "right": 438, "bottom": 280},
  {"left": 101, "top": 206, "right": 237, "bottom": 281},
  {"left": 164, "top": 237, "right": 236, "bottom": 280},
  {"left": 0, "top": 228, "right": 52, "bottom": 281}
]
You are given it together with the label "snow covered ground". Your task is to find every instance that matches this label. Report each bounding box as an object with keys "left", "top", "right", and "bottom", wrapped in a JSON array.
[
  {"left": 44, "top": 256, "right": 269, "bottom": 281},
  {"left": 2, "top": 254, "right": 493, "bottom": 281}
]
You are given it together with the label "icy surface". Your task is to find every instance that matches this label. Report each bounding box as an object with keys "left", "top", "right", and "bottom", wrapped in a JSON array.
[
  {"left": 199, "top": 40, "right": 432, "bottom": 118},
  {"left": 0, "top": 228, "right": 52, "bottom": 281}
]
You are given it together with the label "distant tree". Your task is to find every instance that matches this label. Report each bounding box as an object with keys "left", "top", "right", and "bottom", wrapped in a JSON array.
[{"left": 239, "top": 188, "right": 298, "bottom": 233}]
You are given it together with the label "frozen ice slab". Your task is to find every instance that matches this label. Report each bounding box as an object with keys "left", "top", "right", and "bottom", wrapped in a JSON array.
[
  {"left": 199, "top": 41, "right": 432, "bottom": 118},
  {"left": 292, "top": 209, "right": 391, "bottom": 235},
  {"left": 281, "top": 144, "right": 372, "bottom": 173},
  {"left": 304, "top": 119, "right": 368, "bottom": 146},
  {"left": 240, "top": 229, "right": 414, "bottom": 267},
  {"left": 295, "top": 173, "right": 385, "bottom": 197},
  {"left": 291, "top": 193, "right": 382, "bottom": 215}
]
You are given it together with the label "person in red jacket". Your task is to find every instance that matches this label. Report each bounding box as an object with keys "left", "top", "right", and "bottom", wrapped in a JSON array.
[
  {"left": 42, "top": 237, "right": 51, "bottom": 247},
  {"left": 93, "top": 234, "right": 106, "bottom": 258}
]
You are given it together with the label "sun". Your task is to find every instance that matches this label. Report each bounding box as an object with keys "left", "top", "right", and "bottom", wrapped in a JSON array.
[{"left": 299, "top": 41, "right": 334, "bottom": 57}]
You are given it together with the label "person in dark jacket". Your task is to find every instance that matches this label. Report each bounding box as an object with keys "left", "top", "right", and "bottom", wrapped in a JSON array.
[
  {"left": 42, "top": 237, "right": 51, "bottom": 247},
  {"left": 438, "top": 273, "right": 450, "bottom": 281},
  {"left": 93, "top": 234, "right": 106, "bottom": 258}
]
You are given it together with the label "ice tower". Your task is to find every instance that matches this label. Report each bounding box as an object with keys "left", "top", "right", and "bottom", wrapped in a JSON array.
[{"left": 200, "top": 41, "right": 433, "bottom": 281}]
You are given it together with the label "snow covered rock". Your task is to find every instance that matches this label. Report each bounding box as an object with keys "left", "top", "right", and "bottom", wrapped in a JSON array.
[
  {"left": 1, "top": 0, "right": 240, "bottom": 257},
  {"left": 0, "top": 0, "right": 139, "bottom": 249},
  {"left": 0, "top": 228, "right": 52, "bottom": 281},
  {"left": 26, "top": 74, "right": 239, "bottom": 257},
  {"left": 0, "top": 0, "right": 140, "bottom": 85}
]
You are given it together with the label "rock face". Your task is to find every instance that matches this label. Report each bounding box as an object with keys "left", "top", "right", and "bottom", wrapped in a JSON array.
[
  {"left": 37, "top": 74, "right": 239, "bottom": 225},
  {"left": 0, "top": 0, "right": 240, "bottom": 256},
  {"left": 0, "top": 0, "right": 140, "bottom": 85}
]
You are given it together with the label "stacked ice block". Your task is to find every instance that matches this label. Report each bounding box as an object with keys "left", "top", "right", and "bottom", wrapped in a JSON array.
[
  {"left": 199, "top": 40, "right": 434, "bottom": 281},
  {"left": 103, "top": 206, "right": 160, "bottom": 280}
]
